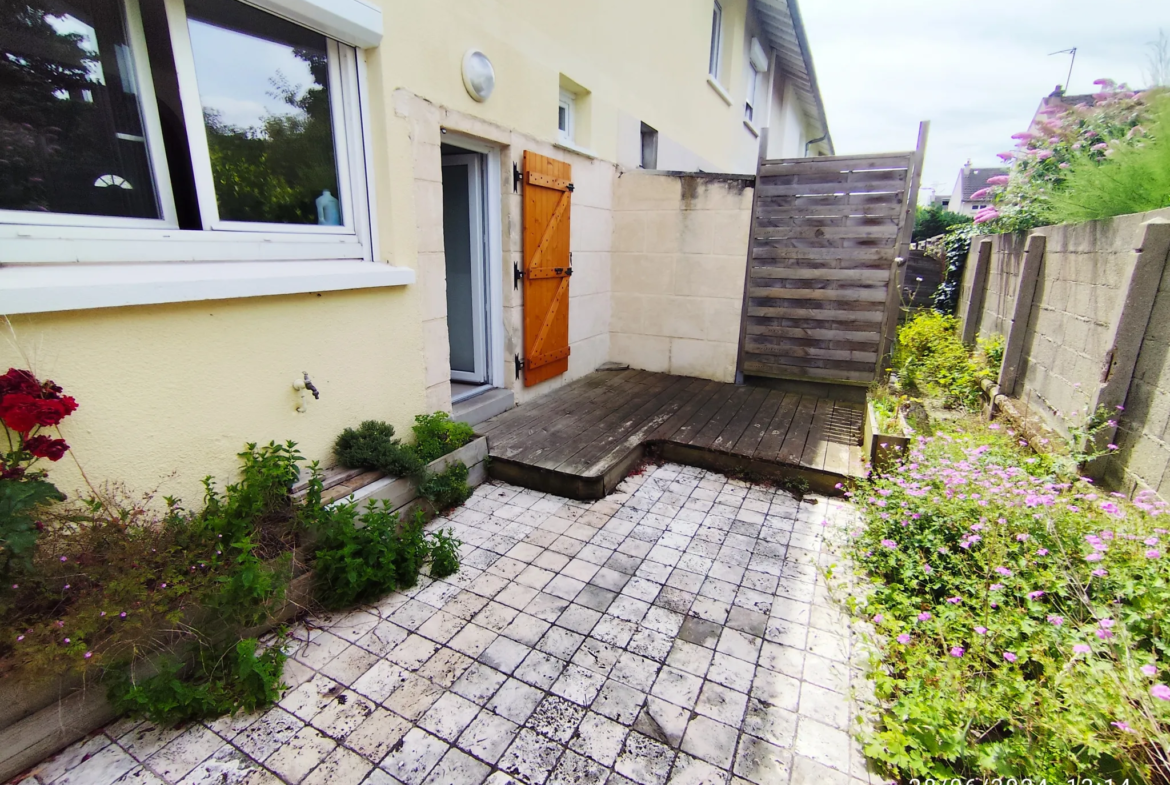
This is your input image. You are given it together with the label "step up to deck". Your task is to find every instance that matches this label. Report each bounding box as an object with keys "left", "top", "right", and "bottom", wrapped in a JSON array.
[
  {"left": 453, "top": 388, "right": 515, "bottom": 427},
  {"left": 476, "top": 370, "right": 865, "bottom": 500}
]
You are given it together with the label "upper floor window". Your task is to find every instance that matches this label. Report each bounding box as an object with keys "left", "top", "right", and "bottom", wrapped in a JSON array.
[
  {"left": 0, "top": 0, "right": 373, "bottom": 263},
  {"left": 558, "top": 89, "right": 576, "bottom": 144},
  {"left": 708, "top": 1, "right": 723, "bottom": 79}
]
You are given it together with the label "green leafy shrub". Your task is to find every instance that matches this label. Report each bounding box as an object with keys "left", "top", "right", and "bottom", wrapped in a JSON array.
[
  {"left": 847, "top": 423, "right": 1170, "bottom": 780},
  {"left": 417, "top": 461, "right": 472, "bottom": 511},
  {"left": 334, "top": 413, "right": 474, "bottom": 477},
  {"left": 3, "top": 441, "right": 303, "bottom": 729},
  {"left": 970, "top": 82, "right": 1161, "bottom": 232},
  {"left": 109, "top": 637, "right": 286, "bottom": 726},
  {"left": 411, "top": 413, "right": 475, "bottom": 464},
  {"left": 913, "top": 204, "right": 971, "bottom": 242},
  {"left": 428, "top": 527, "right": 462, "bottom": 579},
  {"left": 311, "top": 503, "right": 458, "bottom": 609},
  {"left": 893, "top": 312, "right": 987, "bottom": 409},
  {"left": 334, "top": 420, "right": 423, "bottom": 478},
  {"left": 1046, "top": 97, "right": 1170, "bottom": 223}
]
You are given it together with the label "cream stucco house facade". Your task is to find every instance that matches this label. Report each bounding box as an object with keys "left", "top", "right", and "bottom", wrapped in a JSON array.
[{"left": 0, "top": 0, "right": 831, "bottom": 503}]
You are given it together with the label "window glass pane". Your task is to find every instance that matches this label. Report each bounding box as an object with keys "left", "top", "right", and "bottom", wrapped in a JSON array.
[
  {"left": 185, "top": 0, "right": 341, "bottom": 225},
  {"left": 0, "top": 0, "right": 160, "bottom": 218}
]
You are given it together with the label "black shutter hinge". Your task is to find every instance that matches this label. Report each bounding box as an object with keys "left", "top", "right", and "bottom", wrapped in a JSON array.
[
  {"left": 514, "top": 355, "right": 524, "bottom": 378},
  {"left": 566, "top": 182, "right": 575, "bottom": 192},
  {"left": 513, "top": 163, "right": 522, "bottom": 192},
  {"left": 513, "top": 262, "right": 524, "bottom": 289}
]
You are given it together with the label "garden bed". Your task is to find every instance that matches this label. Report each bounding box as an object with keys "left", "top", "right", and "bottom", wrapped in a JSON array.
[
  {"left": 863, "top": 399, "right": 911, "bottom": 473},
  {"left": 0, "top": 437, "right": 488, "bottom": 783}
]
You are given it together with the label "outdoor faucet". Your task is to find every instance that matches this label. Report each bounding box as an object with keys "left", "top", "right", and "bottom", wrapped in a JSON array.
[{"left": 293, "top": 372, "right": 320, "bottom": 413}]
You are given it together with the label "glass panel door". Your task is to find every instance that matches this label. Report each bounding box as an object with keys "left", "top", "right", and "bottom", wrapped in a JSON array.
[{"left": 442, "top": 154, "right": 487, "bottom": 384}]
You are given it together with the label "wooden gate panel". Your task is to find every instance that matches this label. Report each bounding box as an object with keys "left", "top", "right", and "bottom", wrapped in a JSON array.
[
  {"left": 737, "top": 125, "right": 927, "bottom": 386},
  {"left": 522, "top": 151, "right": 572, "bottom": 387}
]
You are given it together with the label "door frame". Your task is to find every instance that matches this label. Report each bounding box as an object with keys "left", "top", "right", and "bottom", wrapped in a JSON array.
[
  {"left": 442, "top": 154, "right": 487, "bottom": 384},
  {"left": 441, "top": 132, "right": 504, "bottom": 391}
]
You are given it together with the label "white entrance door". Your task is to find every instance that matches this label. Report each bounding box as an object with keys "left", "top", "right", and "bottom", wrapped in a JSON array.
[{"left": 442, "top": 154, "right": 488, "bottom": 384}]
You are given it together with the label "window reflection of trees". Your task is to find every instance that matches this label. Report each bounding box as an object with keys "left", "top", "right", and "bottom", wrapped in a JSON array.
[
  {"left": 0, "top": 1, "right": 157, "bottom": 218},
  {"left": 201, "top": 43, "right": 341, "bottom": 225}
]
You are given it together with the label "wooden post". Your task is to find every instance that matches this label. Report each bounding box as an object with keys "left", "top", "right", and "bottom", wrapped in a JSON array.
[
  {"left": 959, "top": 239, "right": 993, "bottom": 345},
  {"left": 996, "top": 233, "right": 1046, "bottom": 396},
  {"left": 1088, "top": 218, "right": 1170, "bottom": 450},
  {"left": 876, "top": 121, "right": 929, "bottom": 374},
  {"left": 735, "top": 126, "right": 769, "bottom": 385}
]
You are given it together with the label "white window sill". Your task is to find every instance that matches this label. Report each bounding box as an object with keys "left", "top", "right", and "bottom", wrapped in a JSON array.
[
  {"left": 743, "top": 119, "right": 760, "bottom": 137},
  {"left": 1, "top": 260, "right": 415, "bottom": 315},
  {"left": 553, "top": 139, "right": 600, "bottom": 160},
  {"left": 707, "top": 75, "right": 732, "bottom": 106}
]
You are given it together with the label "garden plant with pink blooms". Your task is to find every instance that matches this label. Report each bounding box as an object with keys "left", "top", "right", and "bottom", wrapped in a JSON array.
[
  {"left": 972, "top": 81, "right": 1167, "bottom": 232},
  {"left": 848, "top": 424, "right": 1170, "bottom": 780}
]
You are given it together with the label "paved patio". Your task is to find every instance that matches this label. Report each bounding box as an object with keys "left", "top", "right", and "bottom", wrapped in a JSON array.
[{"left": 22, "top": 464, "right": 877, "bottom": 785}]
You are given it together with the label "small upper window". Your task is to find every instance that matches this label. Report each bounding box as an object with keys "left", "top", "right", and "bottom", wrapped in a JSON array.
[
  {"left": 558, "top": 89, "right": 575, "bottom": 143},
  {"left": 708, "top": 1, "right": 723, "bottom": 79}
]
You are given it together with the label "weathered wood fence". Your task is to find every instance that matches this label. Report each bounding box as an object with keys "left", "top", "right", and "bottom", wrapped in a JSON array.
[{"left": 737, "top": 124, "right": 927, "bottom": 386}]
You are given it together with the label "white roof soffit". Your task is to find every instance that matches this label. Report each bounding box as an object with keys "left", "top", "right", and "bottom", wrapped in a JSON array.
[{"left": 754, "top": 0, "right": 833, "bottom": 154}]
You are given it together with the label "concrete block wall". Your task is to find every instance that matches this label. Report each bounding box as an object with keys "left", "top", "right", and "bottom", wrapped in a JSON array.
[
  {"left": 958, "top": 207, "right": 1170, "bottom": 501},
  {"left": 1108, "top": 216, "right": 1170, "bottom": 500},
  {"left": 609, "top": 172, "right": 754, "bottom": 383}
]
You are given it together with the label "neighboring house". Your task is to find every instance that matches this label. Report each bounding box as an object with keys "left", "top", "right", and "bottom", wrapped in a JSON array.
[
  {"left": 948, "top": 161, "right": 1010, "bottom": 216},
  {"left": 1029, "top": 86, "right": 1097, "bottom": 134},
  {"left": 0, "top": 0, "right": 831, "bottom": 504}
]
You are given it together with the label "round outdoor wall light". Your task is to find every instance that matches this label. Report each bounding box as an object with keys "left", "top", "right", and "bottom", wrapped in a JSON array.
[{"left": 462, "top": 49, "right": 495, "bottom": 102}]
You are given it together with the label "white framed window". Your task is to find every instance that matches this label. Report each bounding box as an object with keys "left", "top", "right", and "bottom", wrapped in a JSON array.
[
  {"left": 708, "top": 1, "right": 723, "bottom": 79},
  {"left": 558, "top": 89, "right": 576, "bottom": 144},
  {"left": 0, "top": 0, "right": 377, "bottom": 265}
]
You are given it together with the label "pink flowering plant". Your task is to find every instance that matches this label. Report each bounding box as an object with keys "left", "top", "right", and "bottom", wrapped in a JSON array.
[
  {"left": 973, "top": 81, "right": 1164, "bottom": 233},
  {"left": 848, "top": 423, "right": 1170, "bottom": 780}
]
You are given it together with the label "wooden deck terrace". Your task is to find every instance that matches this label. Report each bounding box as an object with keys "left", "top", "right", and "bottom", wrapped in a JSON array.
[{"left": 476, "top": 369, "right": 865, "bottom": 500}]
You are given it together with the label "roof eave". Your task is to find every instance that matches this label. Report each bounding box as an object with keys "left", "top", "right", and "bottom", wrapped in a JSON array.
[{"left": 753, "top": 0, "right": 833, "bottom": 155}]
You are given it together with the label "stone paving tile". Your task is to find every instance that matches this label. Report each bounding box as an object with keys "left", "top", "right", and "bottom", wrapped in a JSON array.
[{"left": 29, "top": 464, "right": 874, "bottom": 785}]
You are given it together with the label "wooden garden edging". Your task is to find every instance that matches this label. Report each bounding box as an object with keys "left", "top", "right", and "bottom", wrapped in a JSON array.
[{"left": 0, "top": 437, "right": 488, "bottom": 783}]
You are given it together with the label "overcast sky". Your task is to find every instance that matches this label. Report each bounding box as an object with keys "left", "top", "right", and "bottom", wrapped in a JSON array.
[{"left": 799, "top": 0, "right": 1170, "bottom": 204}]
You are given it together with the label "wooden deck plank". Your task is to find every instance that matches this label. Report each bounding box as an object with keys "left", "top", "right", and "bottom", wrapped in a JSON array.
[
  {"left": 711, "top": 387, "right": 770, "bottom": 454},
  {"left": 821, "top": 401, "right": 855, "bottom": 476},
  {"left": 690, "top": 386, "right": 756, "bottom": 449},
  {"left": 574, "top": 377, "right": 710, "bottom": 477},
  {"left": 478, "top": 370, "right": 635, "bottom": 440},
  {"left": 478, "top": 372, "right": 868, "bottom": 498},
  {"left": 801, "top": 398, "right": 835, "bottom": 471},
  {"left": 667, "top": 382, "right": 739, "bottom": 445},
  {"left": 778, "top": 396, "right": 818, "bottom": 465},
  {"left": 732, "top": 390, "right": 787, "bottom": 457},
  {"left": 557, "top": 375, "right": 695, "bottom": 474},
  {"left": 752, "top": 393, "right": 800, "bottom": 462},
  {"left": 486, "top": 369, "right": 650, "bottom": 451},
  {"left": 531, "top": 373, "right": 678, "bottom": 469},
  {"left": 650, "top": 379, "right": 725, "bottom": 442}
]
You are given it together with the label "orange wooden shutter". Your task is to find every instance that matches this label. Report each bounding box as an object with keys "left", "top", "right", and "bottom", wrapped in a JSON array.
[{"left": 521, "top": 151, "right": 572, "bottom": 387}]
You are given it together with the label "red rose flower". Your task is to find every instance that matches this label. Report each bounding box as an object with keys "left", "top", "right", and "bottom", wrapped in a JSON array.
[
  {"left": 0, "top": 368, "right": 40, "bottom": 398},
  {"left": 34, "top": 396, "right": 78, "bottom": 426},
  {"left": 24, "top": 435, "right": 70, "bottom": 461},
  {"left": 0, "top": 394, "right": 41, "bottom": 433}
]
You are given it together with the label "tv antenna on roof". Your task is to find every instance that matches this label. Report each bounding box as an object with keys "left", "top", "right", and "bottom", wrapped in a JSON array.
[{"left": 1049, "top": 47, "right": 1077, "bottom": 93}]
